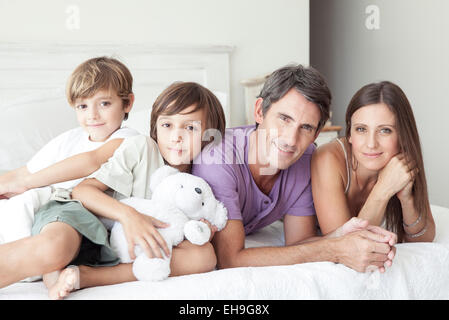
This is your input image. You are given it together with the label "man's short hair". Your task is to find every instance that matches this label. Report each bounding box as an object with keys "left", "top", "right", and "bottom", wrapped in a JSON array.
[{"left": 257, "top": 64, "right": 331, "bottom": 130}]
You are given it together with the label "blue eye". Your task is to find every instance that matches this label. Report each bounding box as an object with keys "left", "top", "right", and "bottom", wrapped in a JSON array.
[
  {"left": 301, "top": 124, "right": 313, "bottom": 132},
  {"left": 161, "top": 123, "right": 170, "bottom": 128},
  {"left": 380, "top": 128, "right": 392, "bottom": 134},
  {"left": 355, "top": 127, "right": 366, "bottom": 133}
]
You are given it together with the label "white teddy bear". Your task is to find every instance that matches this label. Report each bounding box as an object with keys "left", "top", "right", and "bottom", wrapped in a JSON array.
[{"left": 110, "top": 165, "right": 228, "bottom": 281}]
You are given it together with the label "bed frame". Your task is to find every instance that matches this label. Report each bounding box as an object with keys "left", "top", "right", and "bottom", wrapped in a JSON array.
[{"left": 0, "top": 42, "right": 232, "bottom": 171}]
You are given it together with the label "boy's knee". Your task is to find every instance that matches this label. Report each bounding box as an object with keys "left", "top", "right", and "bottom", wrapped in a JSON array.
[
  {"left": 194, "top": 242, "right": 217, "bottom": 272},
  {"left": 37, "top": 224, "right": 81, "bottom": 270}
]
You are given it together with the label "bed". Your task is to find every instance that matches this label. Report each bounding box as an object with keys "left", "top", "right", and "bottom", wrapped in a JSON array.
[
  {"left": 1, "top": 204, "right": 449, "bottom": 300},
  {"left": 1, "top": 43, "right": 449, "bottom": 300}
]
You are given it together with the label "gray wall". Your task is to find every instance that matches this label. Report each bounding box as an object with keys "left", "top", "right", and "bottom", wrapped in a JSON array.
[{"left": 311, "top": 0, "right": 449, "bottom": 207}]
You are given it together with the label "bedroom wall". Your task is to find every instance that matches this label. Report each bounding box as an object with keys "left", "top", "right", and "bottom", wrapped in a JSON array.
[
  {"left": 310, "top": 0, "right": 449, "bottom": 207},
  {"left": 0, "top": 0, "right": 309, "bottom": 128}
]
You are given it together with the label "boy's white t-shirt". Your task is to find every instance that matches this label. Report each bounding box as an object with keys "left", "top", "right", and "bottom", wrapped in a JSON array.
[
  {"left": 92, "top": 135, "right": 165, "bottom": 201},
  {"left": 26, "top": 126, "right": 139, "bottom": 190},
  {"left": 0, "top": 126, "right": 140, "bottom": 246}
]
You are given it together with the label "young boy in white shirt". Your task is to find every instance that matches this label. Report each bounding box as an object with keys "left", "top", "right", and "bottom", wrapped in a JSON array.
[{"left": 0, "top": 56, "right": 139, "bottom": 245}]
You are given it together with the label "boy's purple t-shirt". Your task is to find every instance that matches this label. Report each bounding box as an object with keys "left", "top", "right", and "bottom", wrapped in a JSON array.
[{"left": 192, "top": 125, "right": 316, "bottom": 235}]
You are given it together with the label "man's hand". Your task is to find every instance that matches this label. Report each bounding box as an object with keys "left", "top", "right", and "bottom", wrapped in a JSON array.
[
  {"left": 331, "top": 217, "right": 397, "bottom": 273},
  {"left": 333, "top": 229, "right": 395, "bottom": 273}
]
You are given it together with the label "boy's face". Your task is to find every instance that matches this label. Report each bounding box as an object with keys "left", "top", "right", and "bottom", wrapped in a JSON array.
[
  {"left": 74, "top": 89, "right": 133, "bottom": 142},
  {"left": 156, "top": 105, "right": 206, "bottom": 170}
]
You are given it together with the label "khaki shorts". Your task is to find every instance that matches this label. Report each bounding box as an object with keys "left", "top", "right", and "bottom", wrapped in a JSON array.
[{"left": 32, "top": 200, "right": 120, "bottom": 267}]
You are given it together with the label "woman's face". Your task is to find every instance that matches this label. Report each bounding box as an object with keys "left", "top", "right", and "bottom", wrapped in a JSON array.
[
  {"left": 349, "top": 103, "right": 400, "bottom": 171},
  {"left": 156, "top": 104, "right": 206, "bottom": 171}
]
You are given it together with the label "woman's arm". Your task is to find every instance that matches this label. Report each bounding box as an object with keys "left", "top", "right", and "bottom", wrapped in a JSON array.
[
  {"left": 311, "top": 145, "right": 354, "bottom": 235},
  {"left": 71, "top": 178, "right": 170, "bottom": 259},
  {"left": 1, "top": 139, "right": 124, "bottom": 197},
  {"left": 397, "top": 179, "right": 436, "bottom": 242}
]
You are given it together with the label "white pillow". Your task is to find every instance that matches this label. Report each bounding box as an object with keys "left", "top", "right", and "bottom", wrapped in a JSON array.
[
  {"left": 0, "top": 97, "right": 78, "bottom": 171},
  {"left": 125, "top": 108, "right": 151, "bottom": 136},
  {"left": 432, "top": 204, "right": 449, "bottom": 244}
]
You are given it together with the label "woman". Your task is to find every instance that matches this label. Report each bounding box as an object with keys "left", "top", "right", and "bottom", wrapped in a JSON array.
[{"left": 311, "top": 81, "right": 435, "bottom": 242}]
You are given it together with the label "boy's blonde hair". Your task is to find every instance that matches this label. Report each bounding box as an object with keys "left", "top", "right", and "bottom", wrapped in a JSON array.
[{"left": 66, "top": 56, "right": 133, "bottom": 115}]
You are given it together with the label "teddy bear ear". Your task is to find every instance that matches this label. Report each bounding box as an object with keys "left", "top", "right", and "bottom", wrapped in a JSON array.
[{"left": 149, "top": 165, "right": 180, "bottom": 192}]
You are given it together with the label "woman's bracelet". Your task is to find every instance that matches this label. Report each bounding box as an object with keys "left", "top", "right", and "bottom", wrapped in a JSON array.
[
  {"left": 404, "top": 219, "right": 428, "bottom": 238},
  {"left": 402, "top": 211, "right": 423, "bottom": 228}
]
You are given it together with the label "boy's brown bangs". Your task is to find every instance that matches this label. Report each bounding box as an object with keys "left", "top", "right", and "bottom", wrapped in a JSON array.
[
  {"left": 162, "top": 100, "right": 202, "bottom": 116},
  {"left": 67, "top": 57, "right": 133, "bottom": 105},
  {"left": 160, "top": 89, "right": 204, "bottom": 116}
]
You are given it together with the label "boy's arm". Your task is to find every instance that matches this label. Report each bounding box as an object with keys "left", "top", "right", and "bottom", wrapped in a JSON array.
[
  {"left": 0, "top": 139, "right": 123, "bottom": 198},
  {"left": 72, "top": 178, "right": 170, "bottom": 260},
  {"left": 0, "top": 166, "right": 31, "bottom": 198}
]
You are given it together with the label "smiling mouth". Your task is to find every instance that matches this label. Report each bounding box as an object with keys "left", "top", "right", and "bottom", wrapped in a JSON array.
[
  {"left": 272, "top": 141, "right": 295, "bottom": 155},
  {"left": 363, "top": 152, "right": 383, "bottom": 158}
]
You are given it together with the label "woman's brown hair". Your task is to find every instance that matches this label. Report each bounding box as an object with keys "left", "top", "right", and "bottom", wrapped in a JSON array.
[
  {"left": 150, "top": 82, "right": 226, "bottom": 148},
  {"left": 345, "top": 81, "right": 429, "bottom": 242}
]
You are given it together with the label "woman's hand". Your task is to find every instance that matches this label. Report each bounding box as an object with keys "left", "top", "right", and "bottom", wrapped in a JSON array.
[
  {"left": 375, "top": 153, "right": 417, "bottom": 199},
  {"left": 120, "top": 208, "right": 171, "bottom": 260}
]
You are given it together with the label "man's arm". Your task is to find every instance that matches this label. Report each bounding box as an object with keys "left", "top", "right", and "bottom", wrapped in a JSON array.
[
  {"left": 0, "top": 139, "right": 123, "bottom": 198},
  {"left": 214, "top": 218, "right": 396, "bottom": 272},
  {"left": 213, "top": 219, "right": 339, "bottom": 268}
]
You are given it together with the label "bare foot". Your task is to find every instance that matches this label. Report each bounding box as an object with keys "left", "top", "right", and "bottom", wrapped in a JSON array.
[{"left": 47, "top": 266, "right": 80, "bottom": 300}]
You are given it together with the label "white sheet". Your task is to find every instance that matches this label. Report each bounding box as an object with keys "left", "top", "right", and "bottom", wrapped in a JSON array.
[{"left": 1, "top": 205, "right": 449, "bottom": 300}]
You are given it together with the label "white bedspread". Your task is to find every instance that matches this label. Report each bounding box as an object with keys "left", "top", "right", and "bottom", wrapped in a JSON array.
[{"left": 1, "top": 205, "right": 449, "bottom": 300}]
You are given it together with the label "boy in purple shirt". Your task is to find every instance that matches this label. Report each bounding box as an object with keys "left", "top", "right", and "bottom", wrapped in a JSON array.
[{"left": 193, "top": 64, "right": 397, "bottom": 273}]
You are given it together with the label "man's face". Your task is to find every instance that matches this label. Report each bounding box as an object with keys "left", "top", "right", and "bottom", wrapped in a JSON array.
[{"left": 255, "top": 88, "right": 321, "bottom": 171}]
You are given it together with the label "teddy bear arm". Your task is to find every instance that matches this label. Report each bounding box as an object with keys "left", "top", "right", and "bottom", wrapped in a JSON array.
[
  {"left": 157, "top": 211, "right": 189, "bottom": 248},
  {"left": 183, "top": 220, "right": 211, "bottom": 246}
]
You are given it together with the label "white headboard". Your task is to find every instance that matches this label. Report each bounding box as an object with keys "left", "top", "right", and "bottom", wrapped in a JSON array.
[{"left": 0, "top": 43, "right": 232, "bottom": 171}]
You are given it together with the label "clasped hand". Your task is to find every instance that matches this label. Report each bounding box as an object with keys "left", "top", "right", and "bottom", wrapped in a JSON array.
[
  {"left": 377, "top": 153, "right": 418, "bottom": 201},
  {"left": 334, "top": 217, "right": 397, "bottom": 273}
]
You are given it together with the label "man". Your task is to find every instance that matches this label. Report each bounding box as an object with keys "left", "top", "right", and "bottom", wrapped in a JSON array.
[{"left": 193, "top": 64, "right": 396, "bottom": 273}]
